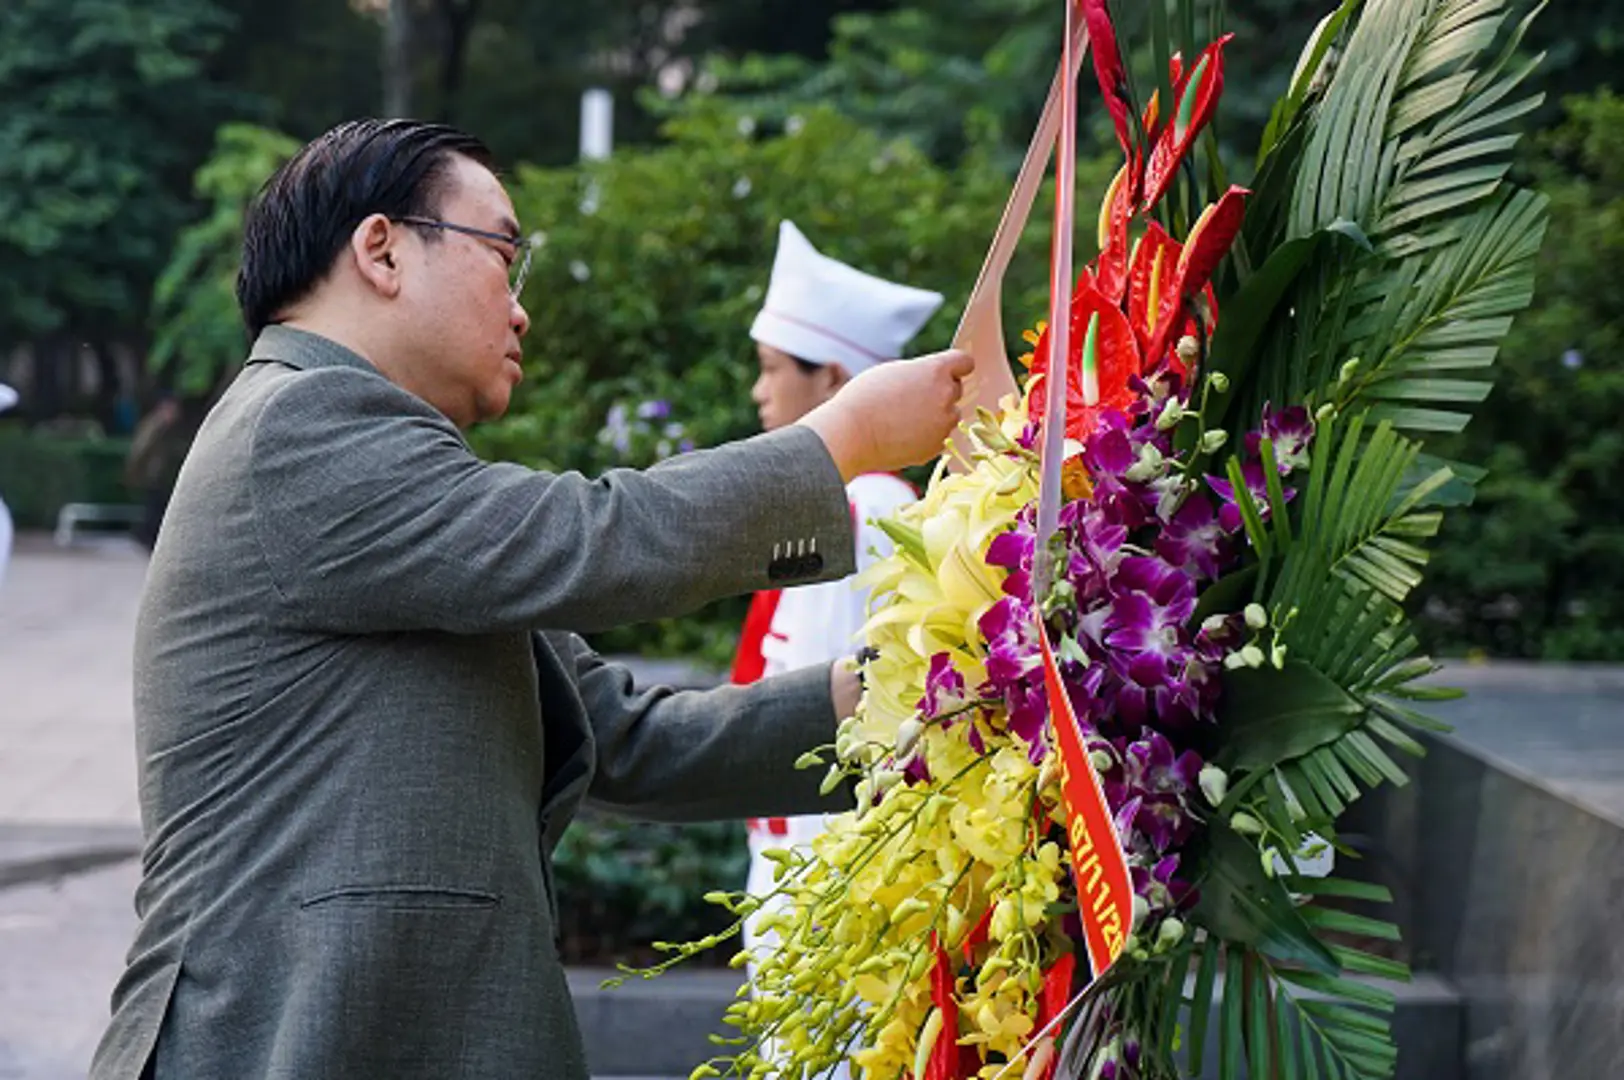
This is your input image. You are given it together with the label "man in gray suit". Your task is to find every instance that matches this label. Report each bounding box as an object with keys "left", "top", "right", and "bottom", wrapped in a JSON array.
[{"left": 91, "top": 118, "right": 972, "bottom": 1079}]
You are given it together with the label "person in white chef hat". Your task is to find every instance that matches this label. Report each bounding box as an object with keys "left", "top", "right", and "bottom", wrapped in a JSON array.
[
  {"left": 731, "top": 221, "right": 944, "bottom": 1064},
  {"left": 0, "top": 381, "right": 17, "bottom": 590}
]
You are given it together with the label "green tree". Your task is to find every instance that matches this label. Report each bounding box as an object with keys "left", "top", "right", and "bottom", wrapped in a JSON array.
[
  {"left": 1416, "top": 89, "right": 1624, "bottom": 659},
  {"left": 0, "top": 0, "right": 242, "bottom": 345},
  {"left": 147, "top": 124, "right": 301, "bottom": 396}
]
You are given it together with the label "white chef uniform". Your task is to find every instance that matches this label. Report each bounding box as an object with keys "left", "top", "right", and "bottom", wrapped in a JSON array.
[{"left": 730, "top": 224, "right": 942, "bottom": 1074}]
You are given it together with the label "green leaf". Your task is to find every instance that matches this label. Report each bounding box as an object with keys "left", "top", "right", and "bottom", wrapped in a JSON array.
[
  {"left": 1220, "top": 947, "right": 1246, "bottom": 1080},
  {"left": 1216, "top": 660, "right": 1365, "bottom": 773},
  {"left": 1195, "top": 821, "right": 1340, "bottom": 974},
  {"left": 1205, "top": 221, "right": 1370, "bottom": 441},
  {"left": 1301, "top": 905, "right": 1404, "bottom": 941},
  {"left": 1284, "top": 876, "right": 1393, "bottom": 904},
  {"left": 1329, "top": 944, "right": 1411, "bottom": 981},
  {"left": 1247, "top": 957, "right": 1274, "bottom": 1079},
  {"left": 1192, "top": 565, "right": 1260, "bottom": 628},
  {"left": 1188, "top": 934, "right": 1222, "bottom": 1077}
]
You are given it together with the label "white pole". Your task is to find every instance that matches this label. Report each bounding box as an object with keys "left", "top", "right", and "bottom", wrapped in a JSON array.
[{"left": 579, "top": 88, "right": 614, "bottom": 161}]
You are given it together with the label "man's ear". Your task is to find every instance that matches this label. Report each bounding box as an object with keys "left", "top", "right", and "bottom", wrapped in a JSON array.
[
  {"left": 351, "top": 213, "right": 403, "bottom": 298},
  {"left": 823, "top": 362, "right": 853, "bottom": 392}
]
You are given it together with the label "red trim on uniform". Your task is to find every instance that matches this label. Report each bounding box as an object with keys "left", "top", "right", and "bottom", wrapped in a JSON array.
[
  {"left": 731, "top": 589, "right": 783, "bottom": 685},
  {"left": 747, "top": 817, "right": 789, "bottom": 836}
]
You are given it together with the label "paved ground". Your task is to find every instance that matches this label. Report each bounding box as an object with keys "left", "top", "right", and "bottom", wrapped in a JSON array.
[
  {"left": 0, "top": 534, "right": 148, "bottom": 1079},
  {"left": 0, "top": 535, "right": 145, "bottom": 827}
]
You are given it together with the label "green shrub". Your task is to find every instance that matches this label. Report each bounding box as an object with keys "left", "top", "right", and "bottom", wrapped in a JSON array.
[
  {"left": 550, "top": 812, "right": 748, "bottom": 967},
  {"left": 0, "top": 429, "right": 133, "bottom": 528}
]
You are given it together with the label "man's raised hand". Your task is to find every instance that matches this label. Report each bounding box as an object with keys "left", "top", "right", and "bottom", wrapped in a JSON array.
[{"left": 797, "top": 349, "right": 974, "bottom": 480}]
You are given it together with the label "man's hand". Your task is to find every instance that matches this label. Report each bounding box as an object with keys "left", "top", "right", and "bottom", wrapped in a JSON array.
[
  {"left": 830, "top": 659, "right": 861, "bottom": 721},
  {"left": 797, "top": 349, "right": 975, "bottom": 481}
]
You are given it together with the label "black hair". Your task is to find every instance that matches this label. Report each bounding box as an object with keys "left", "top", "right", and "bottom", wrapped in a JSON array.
[
  {"left": 236, "top": 118, "right": 495, "bottom": 336},
  {"left": 791, "top": 355, "right": 822, "bottom": 376}
]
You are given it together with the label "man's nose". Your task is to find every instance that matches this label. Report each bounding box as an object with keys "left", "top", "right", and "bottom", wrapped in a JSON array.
[{"left": 510, "top": 296, "right": 531, "bottom": 338}]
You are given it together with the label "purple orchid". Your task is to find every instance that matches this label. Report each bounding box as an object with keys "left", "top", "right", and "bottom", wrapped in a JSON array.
[
  {"left": 985, "top": 524, "right": 1036, "bottom": 602},
  {"left": 901, "top": 752, "right": 932, "bottom": 785},
  {"left": 976, "top": 597, "right": 1050, "bottom": 755},
  {"left": 1207, "top": 460, "right": 1293, "bottom": 534},
  {"left": 1123, "top": 731, "right": 1203, "bottom": 796},
  {"left": 1246, "top": 401, "right": 1315, "bottom": 472},
  {"left": 1154, "top": 495, "right": 1231, "bottom": 581},
  {"left": 1131, "top": 854, "right": 1195, "bottom": 913},
  {"left": 918, "top": 652, "right": 970, "bottom": 723}
]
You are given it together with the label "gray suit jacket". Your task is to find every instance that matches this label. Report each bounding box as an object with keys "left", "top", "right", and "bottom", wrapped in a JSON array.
[{"left": 91, "top": 326, "right": 858, "bottom": 1079}]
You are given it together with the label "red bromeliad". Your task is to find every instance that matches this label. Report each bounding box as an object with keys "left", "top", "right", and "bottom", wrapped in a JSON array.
[{"left": 1031, "top": 0, "right": 1248, "bottom": 445}]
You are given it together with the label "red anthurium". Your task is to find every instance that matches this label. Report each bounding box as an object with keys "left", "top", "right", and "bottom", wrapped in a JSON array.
[
  {"left": 1127, "top": 220, "right": 1182, "bottom": 352},
  {"left": 1140, "top": 51, "right": 1183, "bottom": 145},
  {"left": 1093, "top": 162, "right": 1137, "bottom": 305},
  {"left": 1144, "top": 185, "right": 1248, "bottom": 367},
  {"left": 1081, "top": 0, "right": 1135, "bottom": 159},
  {"left": 1021, "top": 952, "right": 1078, "bottom": 1080},
  {"left": 925, "top": 937, "right": 963, "bottom": 1080},
  {"left": 1032, "top": 279, "right": 1141, "bottom": 441},
  {"left": 1140, "top": 34, "right": 1234, "bottom": 212}
]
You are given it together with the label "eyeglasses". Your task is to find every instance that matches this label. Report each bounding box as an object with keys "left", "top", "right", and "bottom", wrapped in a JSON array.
[{"left": 394, "top": 216, "right": 534, "bottom": 297}]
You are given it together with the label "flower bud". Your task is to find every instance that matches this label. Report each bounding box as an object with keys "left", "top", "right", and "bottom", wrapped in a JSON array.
[
  {"left": 1223, "top": 650, "right": 1248, "bottom": 671},
  {"left": 1261, "top": 846, "right": 1280, "bottom": 878},
  {"left": 895, "top": 718, "right": 924, "bottom": 760},
  {"left": 1244, "top": 603, "right": 1268, "bottom": 630},
  {"left": 1089, "top": 749, "right": 1114, "bottom": 773},
  {"left": 1125, "top": 444, "right": 1167, "bottom": 483},
  {"left": 1315, "top": 402, "right": 1336, "bottom": 424},
  {"left": 1240, "top": 644, "right": 1265, "bottom": 668},
  {"left": 1271, "top": 642, "right": 1289, "bottom": 669},
  {"left": 913, "top": 1008, "right": 944, "bottom": 1080},
  {"left": 820, "top": 764, "right": 846, "bottom": 796},
  {"left": 1131, "top": 893, "right": 1150, "bottom": 931},
  {"left": 1176, "top": 335, "right": 1200, "bottom": 364},
  {"left": 1209, "top": 371, "right": 1231, "bottom": 393},
  {"left": 1035, "top": 753, "right": 1056, "bottom": 792},
  {"left": 1200, "top": 429, "right": 1229, "bottom": 453},
  {"left": 1199, "top": 764, "right": 1229, "bottom": 807},
  {"left": 703, "top": 890, "right": 731, "bottom": 906},
  {"left": 1339, "top": 357, "right": 1361, "bottom": 384},
  {"left": 1155, "top": 399, "right": 1184, "bottom": 432},
  {"left": 1230, "top": 811, "right": 1265, "bottom": 836},
  {"left": 1156, "top": 917, "right": 1186, "bottom": 949},
  {"left": 794, "top": 749, "right": 825, "bottom": 770}
]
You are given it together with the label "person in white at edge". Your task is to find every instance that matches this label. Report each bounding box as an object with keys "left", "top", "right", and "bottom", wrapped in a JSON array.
[
  {"left": 731, "top": 221, "right": 943, "bottom": 1074},
  {"left": 0, "top": 383, "right": 16, "bottom": 590}
]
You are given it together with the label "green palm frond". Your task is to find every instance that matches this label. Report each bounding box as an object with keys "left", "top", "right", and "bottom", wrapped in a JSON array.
[
  {"left": 1213, "top": 414, "right": 1456, "bottom": 830},
  {"left": 1226, "top": 0, "right": 1549, "bottom": 448},
  {"left": 1163, "top": 922, "right": 1405, "bottom": 1080},
  {"left": 1288, "top": 0, "right": 1543, "bottom": 242},
  {"left": 1351, "top": 187, "right": 1548, "bottom": 435}
]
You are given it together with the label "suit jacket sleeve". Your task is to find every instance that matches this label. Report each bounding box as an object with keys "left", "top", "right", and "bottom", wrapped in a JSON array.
[
  {"left": 566, "top": 636, "right": 850, "bottom": 822},
  {"left": 249, "top": 367, "right": 854, "bottom": 634}
]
